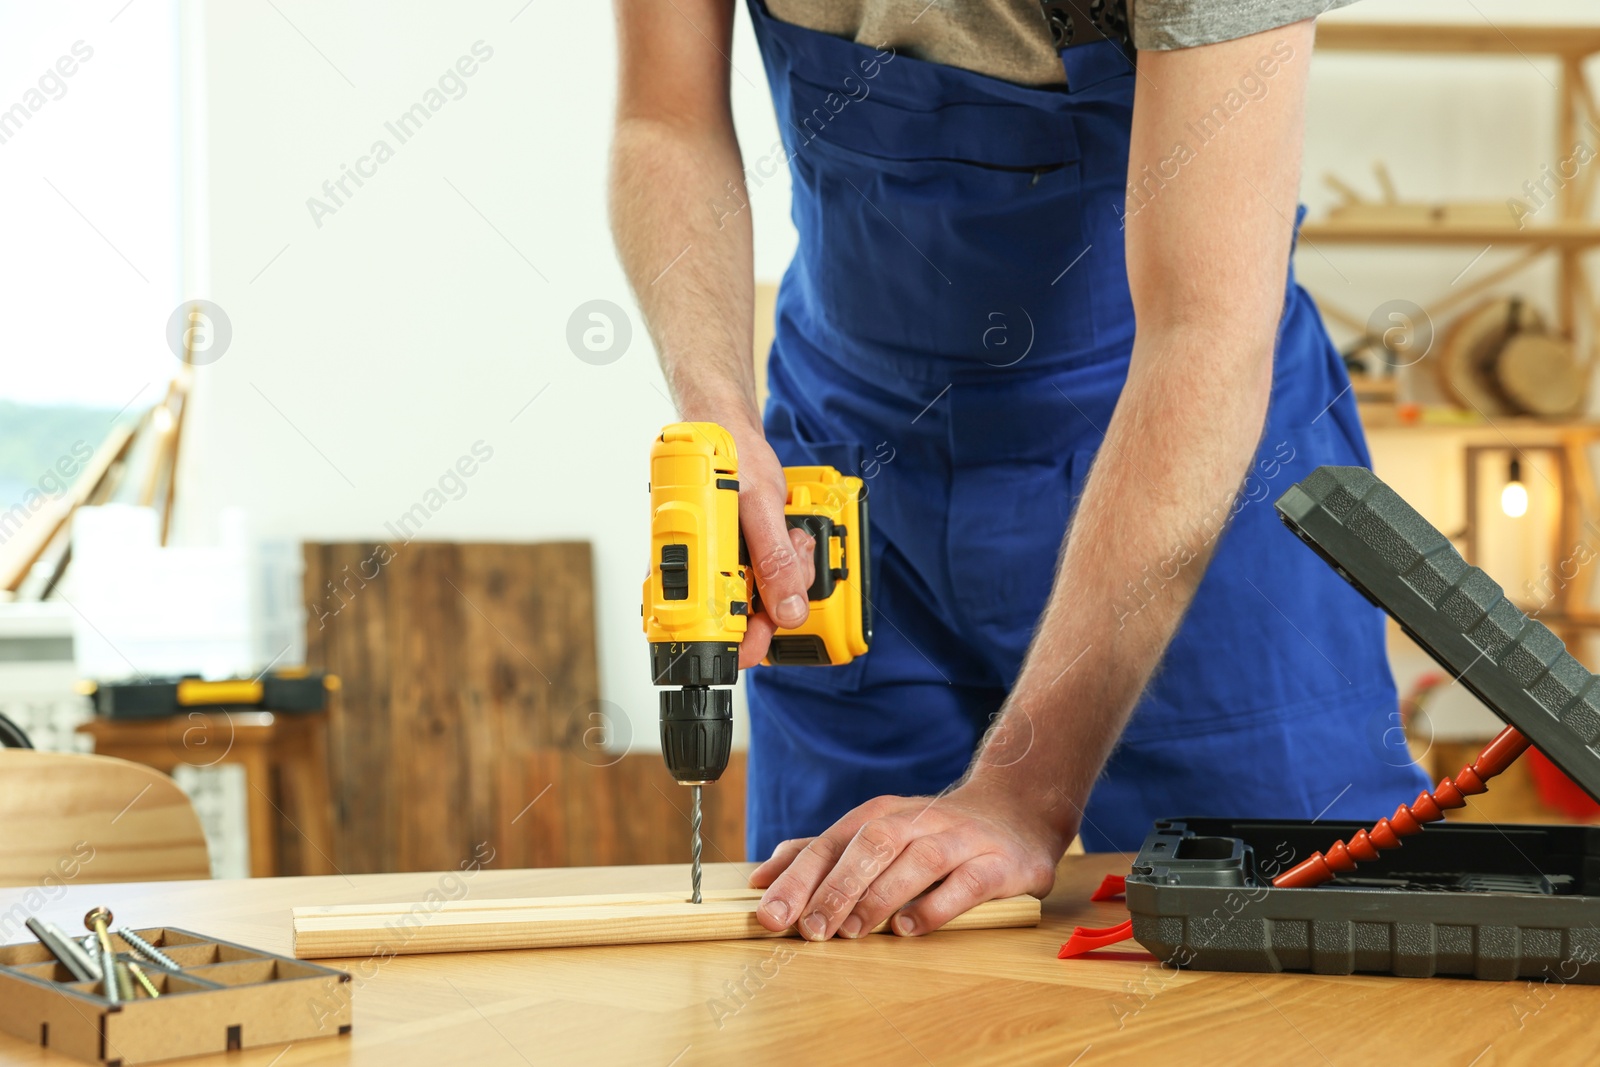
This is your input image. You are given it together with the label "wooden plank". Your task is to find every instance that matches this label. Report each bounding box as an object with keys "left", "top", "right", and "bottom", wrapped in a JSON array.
[
  {"left": 304, "top": 542, "right": 602, "bottom": 874},
  {"left": 305, "top": 540, "right": 751, "bottom": 873},
  {"left": 297, "top": 888, "right": 767, "bottom": 918},
  {"left": 495, "top": 748, "right": 748, "bottom": 870},
  {"left": 290, "top": 890, "right": 1041, "bottom": 959},
  {"left": 305, "top": 542, "right": 397, "bottom": 875},
  {"left": 394, "top": 543, "right": 467, "bottom": 873}
]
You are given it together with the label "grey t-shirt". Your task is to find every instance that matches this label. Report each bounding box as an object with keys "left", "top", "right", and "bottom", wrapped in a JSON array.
[{"left": 766, "top": 0, "right": 1357, "bottom": 85}]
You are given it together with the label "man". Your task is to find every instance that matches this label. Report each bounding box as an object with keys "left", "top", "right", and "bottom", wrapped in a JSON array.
[{"left": 610, "top": 0, "right": 1427, "bottom": 942}]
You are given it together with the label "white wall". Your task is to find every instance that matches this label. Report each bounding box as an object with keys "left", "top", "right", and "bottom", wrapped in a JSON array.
[
  {"left": 181, "top": 0, "right": 1600, "bottom": 752},
  {"left": 181, "top": 0, "right": 792, "bottom": 750}
]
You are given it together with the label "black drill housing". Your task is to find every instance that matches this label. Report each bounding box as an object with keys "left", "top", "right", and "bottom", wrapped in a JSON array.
[
  {"left": 659, "top": 686, "right": 734, "bottom": 785},
  {"left": 651, "top": 640, "right": 739, "bottom": 784}
]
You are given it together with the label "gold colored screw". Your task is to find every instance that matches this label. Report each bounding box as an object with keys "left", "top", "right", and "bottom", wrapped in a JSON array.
[
  {"left": 84, "top": 907, "right": 119, "bottom": 1005},
  {"left": 127, "top": 962, "right": 161, "bottom": 999}
]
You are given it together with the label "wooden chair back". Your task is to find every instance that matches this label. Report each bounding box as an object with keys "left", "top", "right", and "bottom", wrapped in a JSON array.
[{"left": 0, "top": 749, "right": 210, "bottom": 887}]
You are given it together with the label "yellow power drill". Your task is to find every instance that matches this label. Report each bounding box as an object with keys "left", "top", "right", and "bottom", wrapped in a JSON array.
[{"left": 643, "top": 422, "right": 871, "bottom": 901}]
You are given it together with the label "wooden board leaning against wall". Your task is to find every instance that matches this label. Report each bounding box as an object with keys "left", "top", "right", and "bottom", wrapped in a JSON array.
[{"left": 303, "top": 542, "right": 746, "bottom": 874}]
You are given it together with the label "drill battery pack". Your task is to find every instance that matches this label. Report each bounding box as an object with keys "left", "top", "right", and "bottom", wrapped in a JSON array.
[
  {"left": 758, "top": 465, "right": 873, "bottom": 667},
  {"left": 1120, "top": 466, "right": 1600, "bottom": 983}
]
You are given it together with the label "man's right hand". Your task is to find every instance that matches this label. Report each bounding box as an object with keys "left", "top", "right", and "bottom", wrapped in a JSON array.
[{"left": 726, "top": 421, "right": 815, "bottom": 668}]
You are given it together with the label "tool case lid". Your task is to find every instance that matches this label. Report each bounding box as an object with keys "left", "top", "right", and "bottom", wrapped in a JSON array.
[{"left": 1275, "top": 465, "right": 1600, "bottom": 804}]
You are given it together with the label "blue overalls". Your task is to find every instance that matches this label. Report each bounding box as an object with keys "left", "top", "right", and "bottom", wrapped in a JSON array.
[{"left": 743, "top": 0, "right": 1430, "bottom": 857}]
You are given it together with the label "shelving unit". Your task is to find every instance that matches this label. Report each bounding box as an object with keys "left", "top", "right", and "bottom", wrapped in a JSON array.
[
  {"left": 1304, "top": 21, "right": 1600, "bottom": 346},
  {"left": 1304, "top": 22, "right": 1600, "bottom": 642}
]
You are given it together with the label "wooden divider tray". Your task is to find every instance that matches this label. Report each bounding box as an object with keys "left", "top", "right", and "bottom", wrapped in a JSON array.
[{"left": 0, "top": 927, "right": 352, "bottom": 1065}]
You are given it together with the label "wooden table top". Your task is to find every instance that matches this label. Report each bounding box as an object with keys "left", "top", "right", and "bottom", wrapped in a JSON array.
[{"left": 0, "top": 855, "right": 1592, "bottom": 1066}]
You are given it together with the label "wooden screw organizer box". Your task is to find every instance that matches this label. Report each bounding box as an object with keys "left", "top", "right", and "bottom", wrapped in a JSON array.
[{"left": 0, "top": 927, "right": 352, "bottom": 1065}]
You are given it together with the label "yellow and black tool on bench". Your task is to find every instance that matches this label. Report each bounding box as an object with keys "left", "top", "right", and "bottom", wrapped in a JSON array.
[
  {"left": 83, "top": 669, "right": 337, "bottom": 720},
  {"left": 643, "top": 422, "right": 871, "bottom": 902}
]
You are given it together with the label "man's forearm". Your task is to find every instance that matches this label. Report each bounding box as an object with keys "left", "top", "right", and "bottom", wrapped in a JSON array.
[
  {"left": 966, "top": 320, "right": 1275, "bottom": 834},
  {"left": 964, "top": 23, "right": 1311, "bottom": 843},
  {"left": 610, "top": 114, "right": 758, "bottom": 430},
  {"left": 611, "top": 87, "right": 822, "bottom": 654}
]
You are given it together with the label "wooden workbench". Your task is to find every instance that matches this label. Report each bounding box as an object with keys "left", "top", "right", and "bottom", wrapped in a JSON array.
[{"left": 0, "top": 856, "right": 1591, "bottom": 1066}]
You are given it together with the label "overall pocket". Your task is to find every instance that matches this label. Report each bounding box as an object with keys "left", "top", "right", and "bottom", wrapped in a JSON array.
[{"left": 785, "top": 73, "right": 1096, "bottom": 361}]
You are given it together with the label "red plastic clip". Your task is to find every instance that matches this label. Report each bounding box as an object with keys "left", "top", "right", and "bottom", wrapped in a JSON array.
[
  {"left": 1089, "top": 873, "right": 1126, "bottom": 902},
  {"left": 1057, "top": 918, "right": 1135, "bottom": 959}
]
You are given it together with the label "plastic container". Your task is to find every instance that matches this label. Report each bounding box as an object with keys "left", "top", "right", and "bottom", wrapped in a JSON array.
[{"left": 1124, "top": 465, "right": 1600, "bottom": 982}]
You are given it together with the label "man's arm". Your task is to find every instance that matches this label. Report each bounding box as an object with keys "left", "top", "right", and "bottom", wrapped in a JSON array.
[
  {"left": 611, "top": 0, "right": 814, "bottom": 662},
  {"left": 751, "top": 21, "right": 1315, "bottom": 940}
]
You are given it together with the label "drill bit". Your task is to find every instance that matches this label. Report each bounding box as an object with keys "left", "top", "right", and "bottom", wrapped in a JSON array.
[{"left": 690, "top": 784, "right": 703, "bottom": 904}]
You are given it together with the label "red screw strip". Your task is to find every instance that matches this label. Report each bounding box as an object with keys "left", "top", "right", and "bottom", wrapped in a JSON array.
[
  {"left": 1272, "top": 724, "right": 1531, "bottom": 889},
  {"left": 1058, "top": 918, "right": 1135, "bottom": 959},
  {"left": 1089, "top": 873, "right": 1126, "bottom": 902}
]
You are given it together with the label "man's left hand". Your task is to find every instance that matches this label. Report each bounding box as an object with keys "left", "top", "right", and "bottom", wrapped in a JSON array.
[{"left": 747, "top": 781, "right": 1072, "bottom": 940}]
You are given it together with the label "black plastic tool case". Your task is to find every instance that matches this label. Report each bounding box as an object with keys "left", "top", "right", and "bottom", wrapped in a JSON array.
[{"left": 1125, "top": 465, "right": 1600, "bottom": 982}]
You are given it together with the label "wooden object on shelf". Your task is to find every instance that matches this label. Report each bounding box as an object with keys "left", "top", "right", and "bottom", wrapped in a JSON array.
[
  {"left": 1348, "top": 373, "right": 1397, "bottom": 406},
  {"left": 0, "top": 750, "right": 209, "bottom": 887},
  {"left": 291, "top": 888, "right": 1041, "bottom": 959},
  {"left": 1499, "top": 333, "right": 1586, "bottom": 416},
  {"left": 1323, "top": 203, "right": 1521, "bottom": 228},
  {"left": 1436, "top": 297, "right": 1548, "bottom": 416},
  {"left": 77, "top": 712, "right": 333, "bottom": 879},
  {"left": 0, "top": 926, "right": 350, "bottom": 1065},
  {"left": 1322, "top": 165, "right": 1519, "bottom": 230}
]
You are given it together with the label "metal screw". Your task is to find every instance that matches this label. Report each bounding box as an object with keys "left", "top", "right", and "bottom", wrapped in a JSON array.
[
  {"left": 51, "top": 923, "right": 102, "bottom": 982},
  {"left": 24, "top": 918, "right": 98, "bottom": 982},
  {"left": 116, "top": 928, "right": 182, "bottom": 972},
  {"left": 114, "top": 961, "right": 135, "bottom": 1002},
  {"left": 83, "top": 907, "right": 119, "bottom": 1005},
  {"left": 126, "top": 961, "right": 161, "bottom": 999}
]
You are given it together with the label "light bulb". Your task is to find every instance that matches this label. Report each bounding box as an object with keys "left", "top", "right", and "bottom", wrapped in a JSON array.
[
  {"left": 1502, "top": 456, "right": 1528, "bottom": 518},
  {"left": 1501, "top": 481, "right": 1528, "bottom": 518}
]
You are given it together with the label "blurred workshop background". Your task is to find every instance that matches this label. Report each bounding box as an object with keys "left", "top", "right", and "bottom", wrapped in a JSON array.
[{"left": 3, "top": 0, "right": 1600, "bottom": 883}]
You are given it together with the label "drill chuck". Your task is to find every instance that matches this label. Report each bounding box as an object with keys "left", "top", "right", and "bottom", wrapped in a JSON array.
[{"left": 659, "top": 686, "right": 733, "bottom": 785}]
